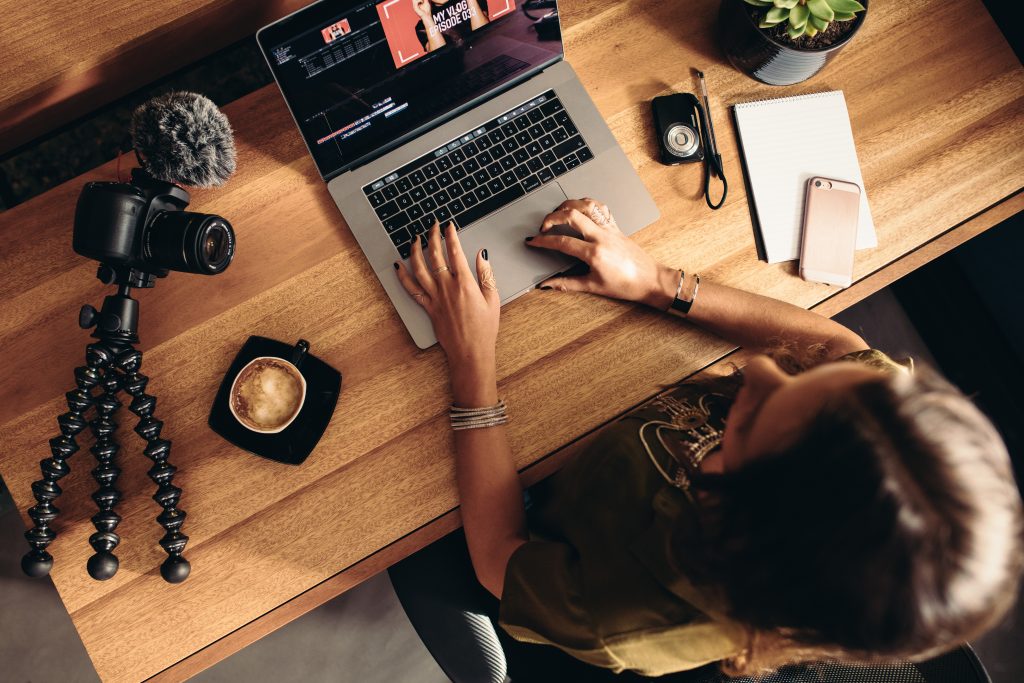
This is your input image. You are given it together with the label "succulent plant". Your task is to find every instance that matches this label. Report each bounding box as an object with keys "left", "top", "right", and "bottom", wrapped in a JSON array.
[{"left": 743, "top": 0, "right": 865, "bottom": 40}]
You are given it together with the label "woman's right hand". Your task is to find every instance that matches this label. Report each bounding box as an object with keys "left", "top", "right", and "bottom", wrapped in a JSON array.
[{"left": 526, "top": 198, "right": 680, "bottom": 310}]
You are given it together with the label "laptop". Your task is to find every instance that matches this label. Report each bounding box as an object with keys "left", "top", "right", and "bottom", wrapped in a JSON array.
[{"left": 258, "top": 0, "right": 659, "bottom": 348}]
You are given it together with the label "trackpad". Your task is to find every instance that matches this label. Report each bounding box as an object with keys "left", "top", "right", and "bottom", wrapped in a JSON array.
[{"left": 458, "top": 183, "right": 575, "bottom": 302}]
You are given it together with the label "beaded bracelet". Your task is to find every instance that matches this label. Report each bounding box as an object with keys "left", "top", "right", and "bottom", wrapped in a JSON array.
[{"left": 450, "top": 400, "right": 509, "bottom": 431}]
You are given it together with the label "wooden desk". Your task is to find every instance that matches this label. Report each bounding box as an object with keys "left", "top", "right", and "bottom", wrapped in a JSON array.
[
  {"left": 0, "top": 0, "right": 306, "bottom": 153},
  {"left": 1, "top": 0, "right": 1021, "bottom": 680}
]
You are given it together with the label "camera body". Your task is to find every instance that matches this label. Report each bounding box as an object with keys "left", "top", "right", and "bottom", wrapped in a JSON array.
[
  {"left": 73, "top": 168, "right": 235, "bottom": 279},
  {"left": 651, "top": 93, "right": 705, "bottom": 165}
]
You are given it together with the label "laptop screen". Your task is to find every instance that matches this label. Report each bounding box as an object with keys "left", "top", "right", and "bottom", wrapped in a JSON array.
[{"left": 259, "top": 0, "right": 563, "bottom": 180}]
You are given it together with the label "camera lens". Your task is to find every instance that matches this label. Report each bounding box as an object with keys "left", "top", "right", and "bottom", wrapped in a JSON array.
[
  {"left": 815, "top": 180, "right": 822, "bottom": 187},
  {"left": 144, "top": 211, "right": 235, "bottom": 274},
  {"left": 201, "top": 222, "right": 232, "bottom": 267},
  {"left": 665, "top": 124, "right": 699, "bottom": 157}
]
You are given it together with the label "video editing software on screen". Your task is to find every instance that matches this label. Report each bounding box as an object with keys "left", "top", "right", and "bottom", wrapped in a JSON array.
[{"left": 264, "top": 0, "right": 560, "bottom": 179}]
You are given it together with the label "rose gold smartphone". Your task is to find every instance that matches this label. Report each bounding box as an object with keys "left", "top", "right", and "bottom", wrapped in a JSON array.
[{"left": 799, "top": 176, "right": 861, "bottom": 287}]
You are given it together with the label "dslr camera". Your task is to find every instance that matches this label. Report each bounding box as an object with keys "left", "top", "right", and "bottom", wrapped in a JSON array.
[{"left": 74, "top": 168, "right": 235, "bottom": 280}]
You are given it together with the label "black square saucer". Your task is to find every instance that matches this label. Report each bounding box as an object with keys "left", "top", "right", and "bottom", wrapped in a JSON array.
[{"left": 208, "top": 336, "right": 341, "bottom": 465}]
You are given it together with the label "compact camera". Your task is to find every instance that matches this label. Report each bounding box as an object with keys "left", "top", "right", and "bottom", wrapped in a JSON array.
[
  {"left": 73, "top": 168, "right": 235, "bottom": 278},
  {"left": 652, "top": 93, "right": 705, "bottom": 165}
]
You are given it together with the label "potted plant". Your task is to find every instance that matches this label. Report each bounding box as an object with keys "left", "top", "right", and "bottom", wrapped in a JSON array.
[{"left": 720, "top": 0, "right": 868, "bottom": 86}]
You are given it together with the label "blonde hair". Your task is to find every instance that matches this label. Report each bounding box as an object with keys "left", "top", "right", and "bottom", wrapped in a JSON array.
[{"left": 685, "top": 350, "right": 1024, "bottom": 677}]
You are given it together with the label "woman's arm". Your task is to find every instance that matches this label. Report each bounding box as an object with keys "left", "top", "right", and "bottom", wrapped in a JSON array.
[
  {"left": 467, "top": 0, "right": 490, "bottom": 29},
  {"left": 648, "top": 268, "right": 867, "bottom": 357},
  {"left": 452, "top": 374, "right": 526, "bottom": 598},
  {"left": 527, "top": 199, "right": 868, "bottom": 359},
  {"left": 396, "top": 222, "right": 526, "bottom": 598}
]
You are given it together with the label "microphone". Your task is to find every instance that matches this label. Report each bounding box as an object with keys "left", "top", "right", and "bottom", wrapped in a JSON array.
[{"left": 129, "top": 92, "right": 237, "bottom": 188}]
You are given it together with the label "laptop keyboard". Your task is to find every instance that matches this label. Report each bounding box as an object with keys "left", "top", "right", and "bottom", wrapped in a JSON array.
[{"left": 362, "top": 90, "right": 594, "bottom": 259}]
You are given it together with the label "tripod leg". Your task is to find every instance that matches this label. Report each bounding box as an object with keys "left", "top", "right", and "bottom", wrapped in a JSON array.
[
  {"left": 86, "top": 343, "right": 125, "bottom": 581},
  {"left": 118, "top": 347, "right": 191, "bottom": 584},
  {"left": 21, "top": 353, "right": 103, "bottom": 577}
]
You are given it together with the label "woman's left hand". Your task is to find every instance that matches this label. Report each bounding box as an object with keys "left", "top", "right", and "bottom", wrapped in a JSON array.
[{"left": 396, "top": 221, "right": 500, "bottom": 404}]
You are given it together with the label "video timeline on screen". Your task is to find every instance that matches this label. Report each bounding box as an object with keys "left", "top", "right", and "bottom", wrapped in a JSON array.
[{"left": 308, "top": 0, "right": 517, "bottom": 149}]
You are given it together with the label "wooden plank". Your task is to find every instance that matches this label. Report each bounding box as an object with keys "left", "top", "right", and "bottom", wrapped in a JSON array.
[
  {"left": 0, "top": 0, "right": 1021, "bottom": 680},
  {"left": 0, "top": 0, "right": 307, "bottom": 153}
]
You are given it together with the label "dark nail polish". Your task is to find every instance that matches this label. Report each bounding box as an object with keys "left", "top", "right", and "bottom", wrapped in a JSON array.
[
  {"left": 482, "top": 249, "right": 489, "bottom": 261},
  {"left": 393, "top": 262, "right": 399, "bottom": 270},
  {"left": 525, "top": 236, "right": 533, "bottom": 242},
  {"left": 537, "top": 284, "right": 552, "bottom": 290}
]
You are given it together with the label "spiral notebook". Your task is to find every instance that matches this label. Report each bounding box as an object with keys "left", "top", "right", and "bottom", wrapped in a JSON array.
[{"left": 733, "top": 90, "right": 876, "bottom": 264}]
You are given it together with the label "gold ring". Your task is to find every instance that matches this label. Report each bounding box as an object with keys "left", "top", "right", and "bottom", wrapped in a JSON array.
[
  {"left": 480, "top": 272, "right": 498, "bottom": 291},
  {"left": 433, "top": 265, "right": 451, "bottom": 274},
  {"left": 411, "top": 292, "right": 427, "bottom": 299}
]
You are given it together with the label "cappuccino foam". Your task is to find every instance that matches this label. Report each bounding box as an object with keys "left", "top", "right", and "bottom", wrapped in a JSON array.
[{"left": 231, "top": 359, "right": 304, "bottom": 431}]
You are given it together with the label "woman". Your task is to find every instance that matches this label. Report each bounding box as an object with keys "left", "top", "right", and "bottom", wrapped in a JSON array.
[{"left": 393, "top": 199, "right": 1024, "bottom": 677}]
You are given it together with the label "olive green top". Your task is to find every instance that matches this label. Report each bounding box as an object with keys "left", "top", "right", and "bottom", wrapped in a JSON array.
[{"left": 498, "top": 349, "right": 910, "bottom": 676}]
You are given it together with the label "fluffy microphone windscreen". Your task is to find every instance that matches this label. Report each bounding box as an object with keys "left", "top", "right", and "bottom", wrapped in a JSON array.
[{"left": 130, "top": 92, "right": 237, "bottom": 188}]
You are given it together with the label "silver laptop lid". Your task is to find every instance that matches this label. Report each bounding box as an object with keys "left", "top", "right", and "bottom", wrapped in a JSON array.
[{"left": 258, "top": 0, "right": 563, "bottom": 181}]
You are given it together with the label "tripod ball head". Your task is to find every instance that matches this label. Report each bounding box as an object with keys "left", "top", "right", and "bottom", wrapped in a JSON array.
[{"left": 79, "top": 282, "right": 142, "bottom": 344}]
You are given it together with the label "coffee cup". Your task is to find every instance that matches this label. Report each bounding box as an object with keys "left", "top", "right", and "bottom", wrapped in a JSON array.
[{"left": 229, "top": 340, "right": 309, "bottom": 434}]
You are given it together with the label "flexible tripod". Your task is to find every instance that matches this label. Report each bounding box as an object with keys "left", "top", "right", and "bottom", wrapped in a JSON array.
[{"left": 20, "top": 265, "right": 190, "bottom": 583}]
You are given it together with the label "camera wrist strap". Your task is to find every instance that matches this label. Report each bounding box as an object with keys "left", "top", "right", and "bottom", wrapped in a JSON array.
[{"left": 696, "top": 102, "right": 727, "bottom": 210}]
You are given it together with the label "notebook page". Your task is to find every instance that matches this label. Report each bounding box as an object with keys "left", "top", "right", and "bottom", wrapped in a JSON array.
[{"left": 733, "top": 91, "right": 876, "bottom": 264}]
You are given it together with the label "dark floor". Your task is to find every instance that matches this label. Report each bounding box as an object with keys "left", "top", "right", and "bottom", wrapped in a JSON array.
[{"left": 0, "top": 4, "right": 1021, "bottom": 681}]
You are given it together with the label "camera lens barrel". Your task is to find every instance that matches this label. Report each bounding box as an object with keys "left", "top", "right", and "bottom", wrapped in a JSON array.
[{"left": 144, "top": 211, "right": 235, "bottom": 275}]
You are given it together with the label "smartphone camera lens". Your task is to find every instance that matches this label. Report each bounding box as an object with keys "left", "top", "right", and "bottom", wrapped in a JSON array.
[{"left": 814, "top": 180, "right": 822, "bottom": 187}]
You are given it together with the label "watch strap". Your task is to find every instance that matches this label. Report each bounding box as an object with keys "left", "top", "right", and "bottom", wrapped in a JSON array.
[{"left": 667, "top": 271, "right": 700, "bottom": 317}]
